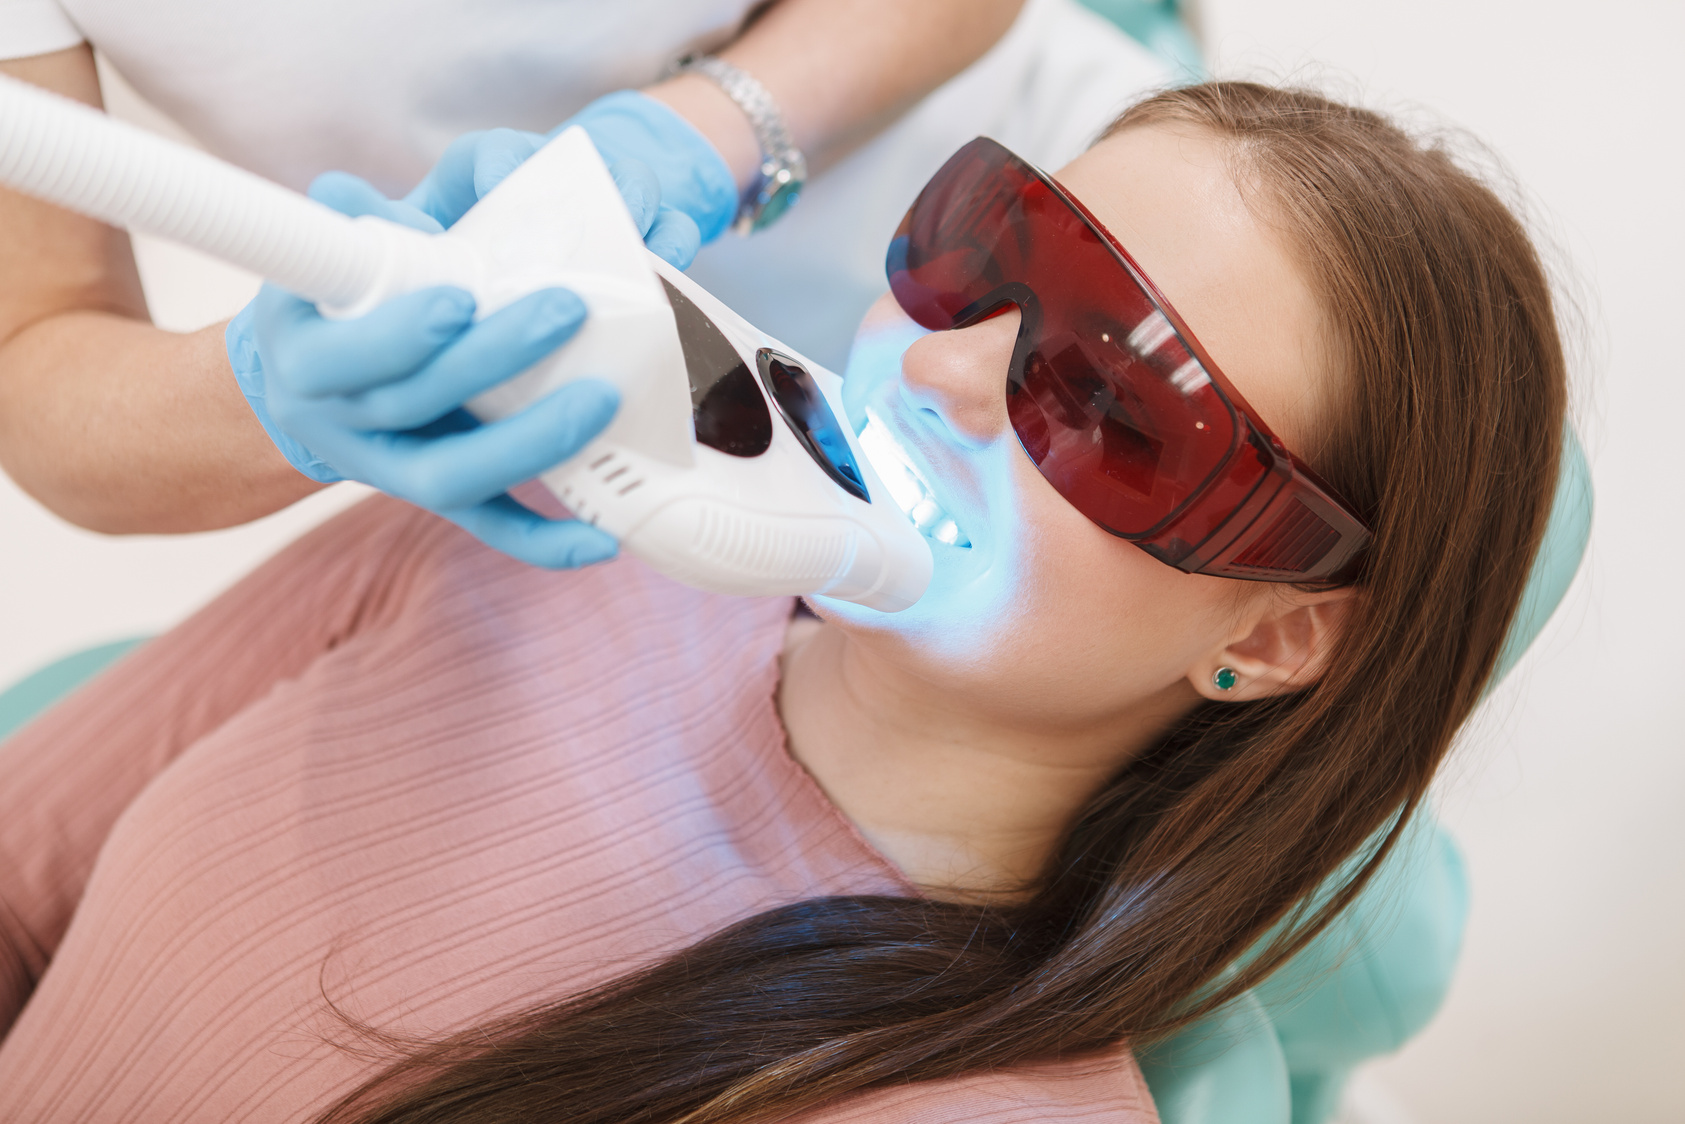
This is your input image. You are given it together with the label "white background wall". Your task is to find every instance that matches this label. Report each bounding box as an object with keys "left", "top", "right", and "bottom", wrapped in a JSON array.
[{"left": 1, "top": 3, "right": 1680, "bottom": 1122}]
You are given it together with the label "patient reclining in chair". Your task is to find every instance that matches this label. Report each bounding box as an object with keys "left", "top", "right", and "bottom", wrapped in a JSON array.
[{"left": 0, "top": 81, "right": 1567, "bottom": 1124}]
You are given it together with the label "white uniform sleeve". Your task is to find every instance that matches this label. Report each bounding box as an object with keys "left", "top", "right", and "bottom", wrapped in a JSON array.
[{"left": 0, "top": 0, "right": 85, "bottom": 60}]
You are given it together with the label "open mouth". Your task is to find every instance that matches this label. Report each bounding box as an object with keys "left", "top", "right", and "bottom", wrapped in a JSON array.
[{"left": 858, "top": 408, "right": 972, "bottom": 548}]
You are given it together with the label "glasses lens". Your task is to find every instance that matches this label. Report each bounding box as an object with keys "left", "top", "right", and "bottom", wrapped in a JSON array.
[
  {"left": 661, "top": 278, "right": 773, "bottom": 458},
  {"left": 889, "top": 139, "right": 1241, "bottom": 536},
  {"left": 888, "top": 141, "right": 1027, "bottom": 331}
]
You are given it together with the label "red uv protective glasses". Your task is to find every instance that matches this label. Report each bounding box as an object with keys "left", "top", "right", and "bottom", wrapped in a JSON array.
[{"left": 886, "top": 137, "right": 1370, "bottom": 584}]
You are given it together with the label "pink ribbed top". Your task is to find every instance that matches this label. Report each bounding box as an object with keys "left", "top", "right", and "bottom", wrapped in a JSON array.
[{"left": 0, "top": 497, "right": 1156, "bottom": 1123}]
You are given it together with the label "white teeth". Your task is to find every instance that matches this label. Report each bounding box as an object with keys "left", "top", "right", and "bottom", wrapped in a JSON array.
[
  {"left": 931, "top": 518, "right": 966, "bottom": 546},
  {"left": 909, "top": 497, "right": 944, "bottom": 526},
  {"left": 908, "top": 498, "right": 967, "bottom": 546},
  {"left": 859, "top": 410, "right": 972, "bottom": 549}
]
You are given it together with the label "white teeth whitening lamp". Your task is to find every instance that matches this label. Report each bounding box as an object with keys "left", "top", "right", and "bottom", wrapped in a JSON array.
[{"left": 0, "top": 76, "right": 932, "bottom": 611}]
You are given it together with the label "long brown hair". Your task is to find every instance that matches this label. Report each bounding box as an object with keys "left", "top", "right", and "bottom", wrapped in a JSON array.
[{"left": 316, "top": 82, "right": 1567, "bottom": 1124}]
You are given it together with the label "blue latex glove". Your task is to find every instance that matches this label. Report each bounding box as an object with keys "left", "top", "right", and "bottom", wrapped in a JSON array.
[
  {"left": 229, "top": 108, "right": 722, "bottom": 569},
  {"left": 562, "top": 90, "right": 738, "bottom": 244},
  {"left": 397, "top": 91, "right": 735, "bottom": 243}
]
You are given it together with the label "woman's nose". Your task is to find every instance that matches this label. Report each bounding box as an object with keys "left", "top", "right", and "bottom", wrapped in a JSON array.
[{"left": 898, "top": 307, "right": 1022, "bottom": 447}]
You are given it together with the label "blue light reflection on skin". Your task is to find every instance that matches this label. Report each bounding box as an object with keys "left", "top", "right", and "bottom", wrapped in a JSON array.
[
  {"left": 810, "top": 303, "right": 1038, "bottom": 658},
  {"left": 835, "top": 315, "right": 931, "bottom": 438}
]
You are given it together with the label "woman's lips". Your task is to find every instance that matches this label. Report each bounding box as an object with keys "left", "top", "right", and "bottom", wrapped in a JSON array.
[{"left": 859, "top": 407, "right": 971, "bottom": 548}]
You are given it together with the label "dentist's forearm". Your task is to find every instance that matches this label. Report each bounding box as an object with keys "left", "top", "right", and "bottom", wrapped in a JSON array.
[
  {"left": 0, "top": 312, "right": 321, "bottom": 533},
  {"left": 0, "top": 46, "right": 320, "bottom": 533},
  {"left": 2, "top": 45, "right": 603, "bottom": 538},
  {"left": 646, "top": 0, "right": 1027, "bottom": 187}
]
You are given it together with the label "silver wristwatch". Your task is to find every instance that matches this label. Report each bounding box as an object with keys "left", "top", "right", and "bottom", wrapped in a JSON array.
[{"left": 669, "top": 54, "right": 807, "bottom": 235}]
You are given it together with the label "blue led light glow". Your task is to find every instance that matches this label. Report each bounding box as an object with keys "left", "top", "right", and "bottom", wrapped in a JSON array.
[{"left": 810, "top": 310, "right": 1033, "bottom": 647}]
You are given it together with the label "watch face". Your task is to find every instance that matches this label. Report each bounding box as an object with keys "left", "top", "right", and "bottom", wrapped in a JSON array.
[{"left": 752, "top": 168, "right": 802, "bottom": 230}]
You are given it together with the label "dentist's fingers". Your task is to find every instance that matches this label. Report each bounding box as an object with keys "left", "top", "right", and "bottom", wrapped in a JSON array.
[
  {"left": 403, "top": 128, "right": 544, "bottom": 228},
  {"left": 254, "top": 283, "right": 478, "bottom": 399},
  {"left": 403, "top": 131, "right": 487, "bottom": 225},
  {"left": 644, "top": 205, "right": 701, "bottom": 269},
  {"left": 609, "top": 161, "right": 700, "bottom": 266},
  {"left": 322, "top": 379, "right": 620, "bottom": 512},
  {"left": 471, "top": 128, "right": 545, "bottom": 199},
  {"left": 324, "top": 291, "right": 584, "bottom": 432},
  {"left": 609, "top": 159, "right": 662, "bottom": 236},
  {"left": 320, "top": 289, "right": 588, "bottom": 432},
  {"left": 310, "top": 171, "right": 444, "bottom": 233},
  {"left": 444, "top": 494, "right": 620, "bottom": 570}
]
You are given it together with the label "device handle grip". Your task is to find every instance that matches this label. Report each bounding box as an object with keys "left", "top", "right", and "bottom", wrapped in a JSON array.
[{"left": 0, "top": 72, "right": 432, "bottom": 310}]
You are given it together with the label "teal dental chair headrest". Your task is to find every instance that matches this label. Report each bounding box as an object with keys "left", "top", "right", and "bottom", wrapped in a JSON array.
[
  {"left": 1489, "top": 426, "right": 1594, "bottom": 689},
  {"left": 1077, "top": 0, "right": 1206, "bottom": 80}
]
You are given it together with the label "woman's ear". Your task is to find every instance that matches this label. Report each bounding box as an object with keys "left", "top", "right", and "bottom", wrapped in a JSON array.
[{"left": 1190, "top": 586, "right": 1358, "bottom": 702}]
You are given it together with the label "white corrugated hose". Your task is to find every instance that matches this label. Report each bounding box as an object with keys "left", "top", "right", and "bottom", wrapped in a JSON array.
[{"left": 0, "top": 72, "right": 392, "bottom": 309}]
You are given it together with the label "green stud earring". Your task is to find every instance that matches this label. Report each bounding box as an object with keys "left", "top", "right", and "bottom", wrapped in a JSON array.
[{"left": 1213, "top": 667, "right": 1239, "bottom": 691}]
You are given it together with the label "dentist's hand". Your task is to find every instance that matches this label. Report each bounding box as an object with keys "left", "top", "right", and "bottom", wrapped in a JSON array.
[
  {"left": 404, "top": 91, "right": 738, "bottom": 245},
  {"left": 229, "top": 171, "right": 629, "bottom": 569},
  {"left": 227, "top": 111, "right": 725, "bottom": 568},
  {"left": 225, "top": 114, "right": 724, "bottom": 566}
]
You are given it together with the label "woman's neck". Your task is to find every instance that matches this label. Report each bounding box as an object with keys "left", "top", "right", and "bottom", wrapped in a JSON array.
[{"left": 776, "top": 615, "right": 1190, "bottom": 903}]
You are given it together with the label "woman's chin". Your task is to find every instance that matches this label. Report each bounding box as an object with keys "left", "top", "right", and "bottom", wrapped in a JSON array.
[{"left": 810, "top": 532, "right": 1006, "bottom": 644}]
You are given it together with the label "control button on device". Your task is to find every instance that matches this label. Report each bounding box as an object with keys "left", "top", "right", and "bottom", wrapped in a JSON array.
[{"left": 755, "top": 348, "right": 870, "bottom": 502}]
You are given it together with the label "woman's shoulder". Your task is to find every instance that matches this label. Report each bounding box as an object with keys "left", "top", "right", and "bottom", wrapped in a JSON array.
[{"left": 789, "top": 1046, "right": 1159, "bottom": 1124}]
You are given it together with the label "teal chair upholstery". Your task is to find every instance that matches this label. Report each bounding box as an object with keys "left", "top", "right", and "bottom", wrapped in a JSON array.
[
  {"left": 0, "top": 636, "right": 149, "bottom": 744},
  {"left": 1138, "top": 819, "right": 1468, "bottom": 1124},
  {"left": 1077, "top": 0, "right": 1205, "bottom": 80},
  {"left": 1141, "top": 991, "right": 1294, "bottom": 1124}
]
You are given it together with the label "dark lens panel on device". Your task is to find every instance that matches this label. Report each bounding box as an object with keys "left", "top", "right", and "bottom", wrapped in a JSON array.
[
  {"left": 661, "top": 278, "right": 773, "bottom": 457},
  {"left": 755, "top": 349, "right": 870, "bottom": 503}
]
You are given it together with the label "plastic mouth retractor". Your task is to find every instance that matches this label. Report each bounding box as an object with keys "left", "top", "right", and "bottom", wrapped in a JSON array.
[{"left": 0, "top": 74, "right": 932, "bottom": 611}]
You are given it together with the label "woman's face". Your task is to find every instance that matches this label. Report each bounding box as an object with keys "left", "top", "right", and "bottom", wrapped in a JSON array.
[{"left": 816, "top": 123, "right": 1341, "bottom": 736}]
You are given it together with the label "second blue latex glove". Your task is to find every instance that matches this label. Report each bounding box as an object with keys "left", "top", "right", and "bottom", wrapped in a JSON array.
[{"left": 401, "top": 91, "right": 737, "bottom": 242}]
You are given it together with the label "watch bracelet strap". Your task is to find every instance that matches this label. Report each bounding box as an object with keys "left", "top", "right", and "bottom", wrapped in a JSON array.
[
  {"left": 671, "top": 54, "right": 801, "bottom": 168},
  {"left": 668, "top": 55, "right": 807, "bottom": 232}
]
